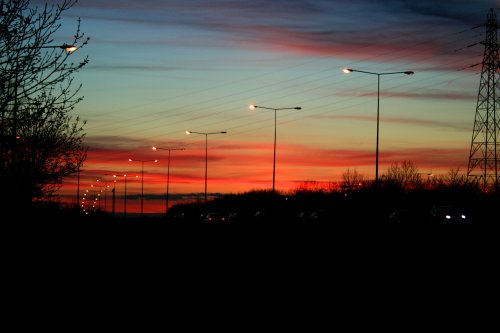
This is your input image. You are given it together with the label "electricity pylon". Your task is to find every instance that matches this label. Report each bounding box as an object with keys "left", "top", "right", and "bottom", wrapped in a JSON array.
[{"left": 467, "top": 8, "right": 500, "bottom": 192}]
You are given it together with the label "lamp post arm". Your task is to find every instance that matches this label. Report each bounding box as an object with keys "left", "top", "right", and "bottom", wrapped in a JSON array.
[
  {"left": 188, "top": 131, "right": 226, "bottom": 135},
  {"left": 346, "top": 69, "right": 414, "bottom": 76},
  {"left": 252, "top": 105, "right": 301, "bottom": 111}
]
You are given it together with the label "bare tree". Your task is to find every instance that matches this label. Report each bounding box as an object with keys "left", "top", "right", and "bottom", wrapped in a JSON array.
[
  {"left": 446, "top": 168, "right": 467, "bottom": 188},
  {"left": 382, "top": 160, "right": 420, "bottom": 190},
  {"left": 341, "top": 168, "right": 364, "bottom": 191},
  {"left": 0, "top": 0, "right": 89, "bottom": 210}
]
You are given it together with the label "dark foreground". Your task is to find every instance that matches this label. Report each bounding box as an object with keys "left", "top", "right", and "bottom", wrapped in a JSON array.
[
  {"left": 8, "top": 201, "right": 496, "bottom": 227},
  {"left": 5, "top": 197, "right": 497, "bottom": 269},
  {"left": 5, "top": 189, "right": 498, "bottom": 242}
]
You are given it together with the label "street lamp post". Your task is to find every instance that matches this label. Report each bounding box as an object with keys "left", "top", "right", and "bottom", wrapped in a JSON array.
[
  {"left": 342, "top": 68, "right": 414, "bottom": 186},
  {"left": 129, "top": 158, "right": 158, "bottom": 218},
  {"left": 186, "top": 130, "right": 227, "bottom": 204},
  {"left": 152, "top": 146, "right": 185, "bottom": 215},
  {"left": 104, "top": 173, "right": 117, "bottom": 217},
  {"left": 112, "top": 176, "right": 116, "bottom": 217},
  {"left": 249, "top": 104, "right": 302, "bottom": 195},
  {"left": 96, "top": 179, "right": 111, "bottom": 213},
  {"left": 115, "top": 174, "right": 138, "bottom": 219},
  {"left": 76, "top": 164, "right": 80, "bottom": 208},
  {"left": 123, "top": 174, "right": 128, "bottom": 219},
  {"left": 92, "top": 181, "right": 104, "bottom": 211}
]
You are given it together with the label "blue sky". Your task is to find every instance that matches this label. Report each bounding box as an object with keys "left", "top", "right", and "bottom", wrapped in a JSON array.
[{"left": 31, "top": 0, "right": 499, "bottom": 212}]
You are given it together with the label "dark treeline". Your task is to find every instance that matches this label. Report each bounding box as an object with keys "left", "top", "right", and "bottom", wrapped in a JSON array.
[
  {"left": 18, "top": 180, "right": 498, "bottom": 227},
  {"left": 164, "top": 186, "right": 496, "bottom": 225},
  {"left": 6, "top": 160, "right": 498, "bottom": 226},
  {"left": 159, "top": 163, "right": 498, "bottom": 226}
]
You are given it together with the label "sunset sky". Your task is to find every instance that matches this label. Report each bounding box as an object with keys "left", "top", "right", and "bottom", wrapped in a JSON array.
[{"left": 34, "top": 0, "right": 499, "bottom": 214}]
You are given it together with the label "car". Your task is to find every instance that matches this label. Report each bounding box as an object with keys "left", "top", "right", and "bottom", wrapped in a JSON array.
[
  {"left": 429, "top": 205, "right": 469, "bottom": 223},
  {"left": 309, "top": 209, "right": 336, "bottom": 223},
  {"left": 388, "top": 209, "right": 412, "bottom": 223},
  {"left": 203, "top": 212, "right": 227, "bottom": 223}
]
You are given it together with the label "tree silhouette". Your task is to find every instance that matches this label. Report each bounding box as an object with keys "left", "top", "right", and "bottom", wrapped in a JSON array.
[
  {"left": 381, "top": 160, "right": 420, "bottom": 190},
  {"left": 0, "top": 0, "right": 89, "bottom": 211},
  {"left": 341, "top": 168, "right": 364, "bottom": 191}
]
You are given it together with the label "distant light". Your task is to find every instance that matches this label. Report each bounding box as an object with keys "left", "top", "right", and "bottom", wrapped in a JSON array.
[
  {"left": 152, "top": 146, "right": 157, "bottom": 150},
  {"left": 128, "top": 158, "right": 132, "bottom": 162},
  {"left": 343, "top": 68, "right": 353, "bottom": 74},
  {"left": 446, "top": 215, "right": 451, "bottom": 219},
  {"left": 249, "top": 104, "right": 256, "bottom": 110},
  {"left": 186, "top": 131, "right": 191, "bottom": 134}
]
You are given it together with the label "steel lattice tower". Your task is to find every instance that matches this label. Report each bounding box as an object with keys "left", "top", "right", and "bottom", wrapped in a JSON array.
[{"left": 467, "top": 8, "right": 500, "bottom": 192}]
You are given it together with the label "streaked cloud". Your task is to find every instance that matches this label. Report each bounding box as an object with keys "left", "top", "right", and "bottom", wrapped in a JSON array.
[
  {"left": 337, "top": 90, "right": 476, "bottom": 101},
  {"left": 311, "top": 114, "right": 471, "bottom": 131},
  {"left": 53, "top": 0, "right": 495, "bottom": 65}
]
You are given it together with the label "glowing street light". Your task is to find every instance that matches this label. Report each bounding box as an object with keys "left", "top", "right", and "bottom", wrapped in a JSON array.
[
  {"left": 342, "top": 68, "right": 414, "bottom": 186},
  {"left": 418, "top": 172, "right": 434, "bottom": 185},
  {"left": 96, "top": 179, "right": 112, "bottom": 213},
  {"left": 186, "top": 130, "right": 227, "bottom": 204},
  {"left": 152, "top": 146, "right": 185, "bottom": 215},
  {"left": 249, "top": 104, "right": 302, "bottom": 195},
  {"left": 39, "top": 43, "right": 78, "bottom": 53},
  {"left": 129, "top": 158, "right": 158, "bottom": 218}
]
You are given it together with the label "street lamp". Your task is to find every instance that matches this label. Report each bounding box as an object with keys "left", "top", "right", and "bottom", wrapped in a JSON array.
[
  {"left": 342, "top": 68, "right": 414, "bottom": 186},
  {"left": 186, "top": 130, "right": 227, "bottom": 204},
  {"left": 104, "top": 174, "right": 117, "bottom": 217},
  {"left": 152, "top": 146, "right": 185, "bottom": 215},
  {"left": 123, "top": 174, "right": 129, "bottom": 219},
  {"left": 111, "top": 176, "right": 117, "bottom": 217},
  {"left": 129, "top": 158, "right": 158, "bottom": 218},
  {"left": 115, "top": 174, "right": 138, "bottom": 219},
  {"left": 96, "top": 179, "right": 111, "bottom": 213},
  {"left": 418, "top": 172, "right": 434, "bottom": 186},
  {"left": 39, "top": 43, "right": 78, "bottom": 53},
  {"left": 249, "top": 104, "right": 302, "bottom": 195}
]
